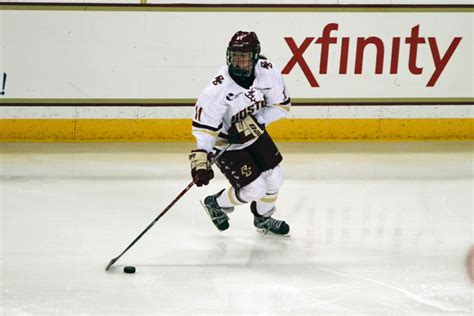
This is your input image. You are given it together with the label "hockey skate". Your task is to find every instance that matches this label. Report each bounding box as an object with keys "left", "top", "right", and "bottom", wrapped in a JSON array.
[
  {"left": 251, "top": 201, "right": 290, "bottom": 236},
  {"left": 201, "top": 190, "right": 234, "bottom": 231}
]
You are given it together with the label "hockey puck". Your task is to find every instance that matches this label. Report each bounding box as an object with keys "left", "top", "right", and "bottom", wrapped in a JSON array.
[{"left": 124, "top": 266, "right": 136, "bottom": 274}]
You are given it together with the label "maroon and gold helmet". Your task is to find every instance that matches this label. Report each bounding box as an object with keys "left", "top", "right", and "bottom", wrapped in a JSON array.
[{"left": 226, "top": 31, "right": 261, "bottom": 78}]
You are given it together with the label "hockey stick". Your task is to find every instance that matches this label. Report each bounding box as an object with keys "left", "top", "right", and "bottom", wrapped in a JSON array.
[{"left": 105, "top": 143, "right": 231, "bottom": 272}]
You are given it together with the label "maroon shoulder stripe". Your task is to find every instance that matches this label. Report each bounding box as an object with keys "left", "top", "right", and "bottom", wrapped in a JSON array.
[{"left": 192, "top": 121, "right": 222, "bottom": 132}]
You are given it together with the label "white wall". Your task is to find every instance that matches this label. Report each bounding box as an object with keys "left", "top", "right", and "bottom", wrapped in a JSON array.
[{"left": 1, "top": 9, "right": 472, "bottom": 99}]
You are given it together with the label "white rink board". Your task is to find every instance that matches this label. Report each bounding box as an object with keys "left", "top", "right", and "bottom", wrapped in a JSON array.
[{"left": 0, "top": 8, "right": 472, "bottom": 99}]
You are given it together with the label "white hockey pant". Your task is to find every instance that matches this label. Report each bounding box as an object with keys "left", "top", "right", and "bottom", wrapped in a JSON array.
[{"left": 217, "top": 165, "right": 283, "bottom": 216}]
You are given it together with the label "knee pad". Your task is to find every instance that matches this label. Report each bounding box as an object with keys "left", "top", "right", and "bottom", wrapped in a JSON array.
[
  {"left": 262, "top": 165, "right": 283, "bottom": 194},
  {"left": 238, "top": 175, "right": 267, "bottom": 203}
]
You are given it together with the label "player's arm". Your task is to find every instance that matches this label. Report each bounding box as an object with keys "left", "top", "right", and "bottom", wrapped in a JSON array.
[
  {"left": 192, "top": 120, "right": 222, "bottom": 152},
  {"left": 190, "top": 89, "right": 226, "bottom": 186},
  {"left": 256, "top": 62, "right": 291, "bottom": 126},
  {"left": 255, "top": 96, "right": 290, "bottom": 126}
]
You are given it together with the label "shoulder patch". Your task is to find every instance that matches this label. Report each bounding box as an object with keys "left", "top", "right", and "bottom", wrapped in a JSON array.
[
  {"left": 260, "top": 60, "right": 273, "bottom": 70},
  {"left": 212, "top": 75, "right": 225, "bottom": 85}
]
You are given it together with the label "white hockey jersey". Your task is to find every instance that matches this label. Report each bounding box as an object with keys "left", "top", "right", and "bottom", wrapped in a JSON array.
[{"left": 192, "top": 59, "right": 291, "bottom": 152}]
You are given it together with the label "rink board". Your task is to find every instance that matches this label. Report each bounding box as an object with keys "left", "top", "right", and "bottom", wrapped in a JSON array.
[
  {"left": 1, "top": 104, "right": 473, "bottom": 141},
  {"left": 0, "top": 4, "right": 473, "bottom": 141}
]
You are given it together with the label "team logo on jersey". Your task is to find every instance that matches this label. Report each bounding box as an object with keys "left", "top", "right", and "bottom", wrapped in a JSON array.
[
  {"left": 241, "top": 165, "right": 253, "bottom": 177},
  {"left": 244, "top": 88, "right": 257, "bottom": 103},
  {"left": 212, "top": 75, "right": 224, "bottom": 85},
  {"left": 260, "top": 61, "right": 273, "bottom": 69}
]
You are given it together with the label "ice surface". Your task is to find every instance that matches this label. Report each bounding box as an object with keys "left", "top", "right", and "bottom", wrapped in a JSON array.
[{"left": 1, "top": 142, "right": 473, "bottom": 315}]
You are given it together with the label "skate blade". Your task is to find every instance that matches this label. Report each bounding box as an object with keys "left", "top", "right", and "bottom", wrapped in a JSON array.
[
  {"left": 256, "top": 228, "right": 291, "bottom": 237},
  {"left": 200, "top": 200, "right": 213, "bottom": 220}
]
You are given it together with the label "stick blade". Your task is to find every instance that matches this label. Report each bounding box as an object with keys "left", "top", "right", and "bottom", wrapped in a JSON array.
[{"left": 105, "top": 258, "right": 117, "bottom": 272}]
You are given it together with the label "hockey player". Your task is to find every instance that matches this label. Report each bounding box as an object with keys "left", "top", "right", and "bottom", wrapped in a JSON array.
[{"left": 189, "top": 31, "right": 291, "bottom": 236}]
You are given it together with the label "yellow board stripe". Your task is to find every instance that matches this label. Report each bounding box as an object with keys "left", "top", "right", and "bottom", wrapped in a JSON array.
[
  {"left": 269, "top": 118, "right": 474, "bottom": 141},
  {"left": 0, "top": 118, "right": 472, "bottom": 142}
]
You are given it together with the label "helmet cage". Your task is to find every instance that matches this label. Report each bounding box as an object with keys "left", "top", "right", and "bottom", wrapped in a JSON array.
[{"left": 226, "top": 49, "right": 259, "bottom": 77}]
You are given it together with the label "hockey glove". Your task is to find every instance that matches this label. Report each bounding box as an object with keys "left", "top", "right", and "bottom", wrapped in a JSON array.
[
  {"left": 189, "top": 149, "right": 214, "bottom": 187},
  {"left": 227, "top": 114, "right": 265, "bottom": 144}
]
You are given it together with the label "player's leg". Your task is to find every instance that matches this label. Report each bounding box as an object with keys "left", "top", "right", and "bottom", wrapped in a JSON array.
[
  {"left": 203, "top": 148, "right": 261, "bottom": 231},
  {"left": 202, "top": 188, "right": 234, "bottom": 231},
  {"left": 208, "top": 166, "right": 289, "bottom": 236},
  {"left": 254, "top": 165, "right": 283, "bottom": 214},
  {"left": 250, "top": 166, "right": 289, "bottom": 235},
  {"left": 217, "top": 175, "right": 266, "bottom": 206},
  {"left": 246, "top": 132, "right": 290, "bottom": 235},
  {"left": 202, "top": 133, "right": 289, "bottom": 235}
]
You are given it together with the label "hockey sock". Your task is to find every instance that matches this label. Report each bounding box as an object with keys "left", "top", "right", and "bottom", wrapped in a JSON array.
[
  {"left": 255, "top": 192, "right": 278, "bottom": 216},
  {"left": 216, "top": 187, "right": 244, "bottom": 208}
]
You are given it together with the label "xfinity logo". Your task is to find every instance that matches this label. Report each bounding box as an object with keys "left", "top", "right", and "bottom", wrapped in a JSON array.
[{"left": 281, "top": 23, "right": 462, "bottom": 87}]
